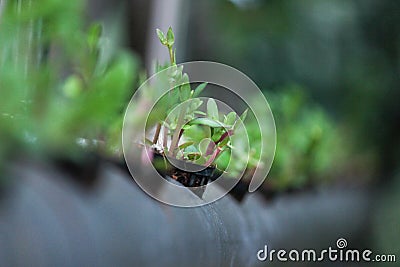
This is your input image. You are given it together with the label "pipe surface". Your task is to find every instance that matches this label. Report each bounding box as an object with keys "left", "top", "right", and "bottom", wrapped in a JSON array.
[{"left": 0, "top": 159, "right": 369, "bottom": 266}]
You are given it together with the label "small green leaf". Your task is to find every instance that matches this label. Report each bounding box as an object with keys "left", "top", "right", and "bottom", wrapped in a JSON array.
[
  {"left": 193, "top": 83, "right": 207, "bottom": 97},
  {"left": 170, "top": 65, "right": 178, "bottom": 77},
  {"left": 189, "top": 99, "right": 203, "bottom": 111},
  {"left": 167, "top": 27, "right": 175, "bottom": 46},
  {"left": 218, "top": 136, "right": 230, "bottom": 147},
  {"left": 182, "top": 124, "right": 191, "bottom": 130},
  {"left": 240, "top": 108, "right": 248, "bottom": 122},
  {"left": 207, "top": 98, "right": 219, "bottom": 120},
  {"left": 224, "top": 112, "right": 237, "bottom": 126},
  {"left": 199, "top": 139, "right": 212, "bottom": 155},
  {"left": 189, "top": 117, "right": 228, "bottom": 128},
  {"left": 184, "top": 145, "right": 199, "bottom": 153},
  {"left": 155, "top": 62, "right": 170, "bottom": 74},
  {"left": 63, "top": 75, "right": 83, "bottom": 98},
  {"left": 87, "top": 23, "right": 102, "bottom": 50},
  {"left": 211, "top": 130, "right": 223, "bottom": 143},
  {"left": 180, "top": 83, "right": 191, "bottom": 101},
  {"left": 156, "top": 29, "right": 167, "bottom": 45},
  {"left": 179, "top": 141, "right": 194, "bottom": 150},
  {"left": 183, "top": 124, "right": 211, "bottom": 143},
  {"left": 181, "top": 73, "right": 189, "bottom": 84},
  {"left": 194, "top": 111, "right": 207, "bottom": 116}
]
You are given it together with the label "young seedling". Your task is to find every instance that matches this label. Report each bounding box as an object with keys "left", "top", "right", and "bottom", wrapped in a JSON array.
[{"left": 151, "top": 27, "right": 248, "bottom": 174}]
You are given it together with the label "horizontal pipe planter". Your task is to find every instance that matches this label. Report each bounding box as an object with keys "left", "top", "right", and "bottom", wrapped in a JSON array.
[{"left": 0, "top": 158, "right": 370, "bottom": 267}]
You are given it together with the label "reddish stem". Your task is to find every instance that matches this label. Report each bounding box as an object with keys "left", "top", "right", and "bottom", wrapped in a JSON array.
[
  {"left": 205, "top": 130, "right": 233, "bottom": 156},
  {"left": 205, "top": 147, "right": 222, "bottom": 166}
]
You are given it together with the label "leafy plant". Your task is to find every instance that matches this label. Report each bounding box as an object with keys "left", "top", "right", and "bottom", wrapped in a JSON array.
[
  {"left": 148, "top": 27, "right": 248, "bottom": 173},
  {"left": 265, "top": 86, "right": 350, "bottom": 190},
  {"left": 0, "top": 0, "right": 138, "bottom": 172}
]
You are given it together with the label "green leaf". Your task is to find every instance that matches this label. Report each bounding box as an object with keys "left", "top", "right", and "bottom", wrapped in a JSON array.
[
  {"left": 87, "top": 23, "right": 102, "bottom": 50},
  {"left": 167, "top": 27, "right": 175, "bottom": 46},
  {"left": 182, "top": 124, "right": 191, "bottom": 130},
  {"left": 179, "top": 141, "right": 195, "bottom": 150},
  {"left": 218, "top": 135, "right": 230, "bottom": 147},
  {"left": 224, "top": 112, "right": 237, "bottom": 126},
  {"left": 169, "top": 65, "right": 178, "bottom": 77},
  {"left": 214, "top": 149, "right": 231, "bottom": 171},
  {"left": 181, "top": 73, "right": 189, "bottom": 84},
  {"left": 193, "top": 83, "right": 207, "bottom": 97},
  {"left": 156, "top": 29, "right": 167, "bottom": 45},
  {"left": 189, "top": 99, "right": 203, "bottom": 111},
  {"left": 184, "top": 145, "right": 199, "bottom": 154},
  {"left": 180, "top": 83, "right": 191, "bottom": 101},
  {"left": 199, "top": 139, "right": 212, "bottom": 155},
  {"left": 207, "top": 98, "right": 219, "bottom": 120},
  {"left": 189, "top": 117, "right": 228, "bottom": 128},
  {"left": 155, "top": 61, "right": 170, "bottom": 73},
  {"left": 211, "top": 131, "right": 223, "bottom": 143},
  {"left": 63, "top": 75, "right": 83, "bottom": 98},
  {"left": 194, "top": 110, "right": 207, "bottom": 116},
  {"left": 240, "top": 108, "right": 248, "bottom": 122},
  {"left": 183, "top": 125, "right": 211, "bottom": 143},
  {"left": 184, "top": 99, "right": 203, "bottom": 121}
]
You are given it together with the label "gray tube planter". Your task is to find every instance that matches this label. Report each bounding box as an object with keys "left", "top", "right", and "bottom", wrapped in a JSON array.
[{"left": 0, "top": 158, "right": 370, "bottom": 267}]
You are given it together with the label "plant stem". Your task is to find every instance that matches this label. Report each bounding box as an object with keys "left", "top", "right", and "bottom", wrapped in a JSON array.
[
  {"left": 169, "top": 102, "right": 188, "bottom": 157},
  {"left": 152, "top": 123, "right": 161, "bottom": 144},
  {"left": 205, "top": 147, "right": 222, "bottom": 166},
  {"left": 205, "top": 130, "right": 233, "bottom": 156},
  {"left": 213, "top": 147, "right": 229, "bottom": 163},
  {"left": 168, "top": 46, "right": 175, "bottom": 65},
  {"left": 163, "top": 125, "right": 168, "bottom": 151}
]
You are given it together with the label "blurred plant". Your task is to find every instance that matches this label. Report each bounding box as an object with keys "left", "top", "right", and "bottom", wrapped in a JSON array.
[
  {"left": 264, "top": 86, "right": 351, "bottom": 190},
  {"left": 191, "top": 0, "right": 390, "bottom": 182},
  {"left": 213, "top": 83, "right": 365, "bottom": 191},
  {"left": 0, "top": 0, "right": 137, "bottom": 172}
]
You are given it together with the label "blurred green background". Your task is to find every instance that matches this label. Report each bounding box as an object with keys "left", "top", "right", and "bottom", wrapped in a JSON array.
[{"left": 183, "top": 0, "right": 399, "bottom": 183}]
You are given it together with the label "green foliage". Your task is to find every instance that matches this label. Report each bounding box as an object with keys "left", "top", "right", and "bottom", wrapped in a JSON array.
[
  {"left": 0, "top": 0, "right": 138, "bottom": 169},
  {"left": 156, "top": 29, "right": 167, "bottom": 45},
  {"left": 196, "top": 0, "right": 388, "bottom": 180},
  {"left": 166, "top": 27, "right": 175, "bottom": 47},
  {"left": 150, "top": 28, "right": 247, "bottom": 172},
  {"left": 156, "top": 27, "right": 176, "bottom": 65},
  {"left": 193, "top": 82, "right": 207, "bottom": 98},
  {"left": 265, "top": 86, "right": 349, "bottom": 190},
  {"left": 207, "top": 98, "right": 219, "bottom": 121}
]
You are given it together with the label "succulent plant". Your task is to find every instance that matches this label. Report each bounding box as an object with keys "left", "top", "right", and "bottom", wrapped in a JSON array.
[{"left": 149, "top": 27, "right": 249, "bottom": 174}]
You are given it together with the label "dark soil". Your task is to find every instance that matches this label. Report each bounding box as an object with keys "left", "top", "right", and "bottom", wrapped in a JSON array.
[{"left": 152, "top": 151, "right": 216, "bottom": 198}]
